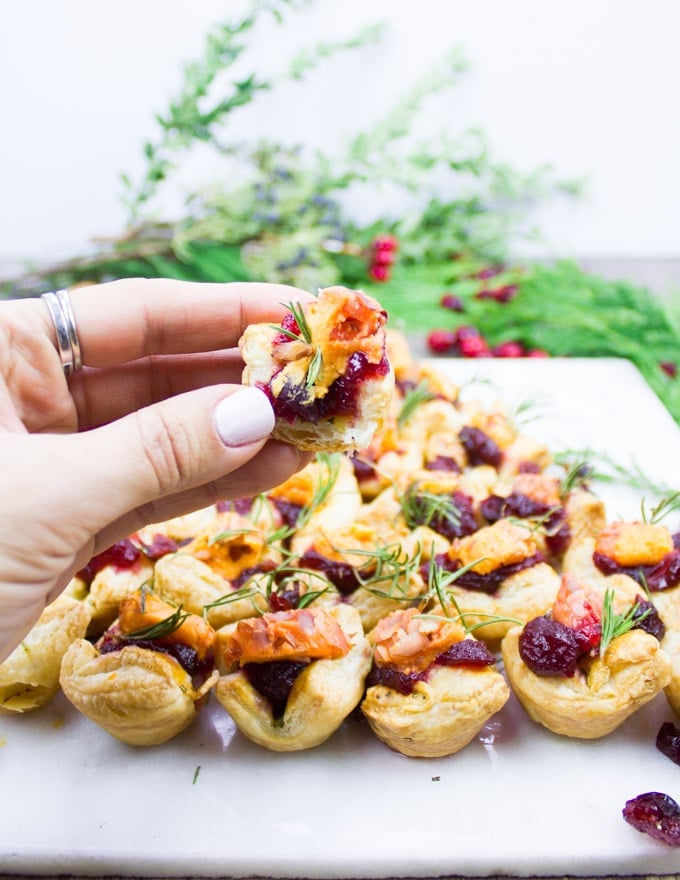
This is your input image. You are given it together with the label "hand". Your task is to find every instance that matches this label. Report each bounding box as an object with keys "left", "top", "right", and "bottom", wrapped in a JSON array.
[{"left": 0, "top": 278, "right": 314, "bottom": 663}]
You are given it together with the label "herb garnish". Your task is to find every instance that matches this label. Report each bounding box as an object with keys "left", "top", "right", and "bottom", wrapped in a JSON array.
[
  {"left": 121, "top": 603, "right": 191, "bottom": 642},
  {"left": 599, "top": 588, "right": 650, "bottom": 658},
  {"left": 400, "top": 484, "right": 461, "bottom": 533},
  {"left": 397, "top": 381, "right": 437, "bottom": 427},
  {"left": 641, "top": 491, "right": 680, "bottom": 525}
]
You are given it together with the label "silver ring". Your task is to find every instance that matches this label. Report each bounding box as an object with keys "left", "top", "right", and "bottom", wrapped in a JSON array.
[{"left": 41, "top": 289, "right": 83, "bottom": 376}]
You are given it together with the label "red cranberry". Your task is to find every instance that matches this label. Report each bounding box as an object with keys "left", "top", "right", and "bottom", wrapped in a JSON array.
[
  {"left": 661, "top": 361, "right": 678, "bottom": 378},
  {"left": 427, "top": 329, "right": 457, "bottom": 354},
  {"left": 77, "top": 538, "right": 141, "bottom": 585},
  {"left": 372, "top": 235, "right": 399, "bottom": 253},
  {"left": 372, "top": 248, "right": 395, "bottom": 267},
  {"left": 492, "top": 341, "right": 525, "bottom": 358},
  {"left": 459, "top": 425, "right": 503, "bottom": 467},
  {"left": 632, "top": 598, "right": 666, "bottom": 640},
  {"left": 657, "top": 722, "right": 680, "bottom": 766},
  {"left": 453, "top": 324, "right": 481, "bottom": 342},
  {"left": 369, "top": 264, "right": 391, "bottom": 282},
  {"left": 494, "top": 284, "right": 518, "bottom": 303},
  {"left": 436, "top": 640, "right": 495, "bottom": 667},
  {"left": 273, "top": 312, "right": 301, "bottom": 345},
  {"left": 622, "top": 791, "right": 680, "bottom": 846},
  {"left": 366, "top": 663, "right": 427, "bottom": 695},
  {"left": 440, "top": 293, "right": 465, "bottom": 312},
  {"left": 244, "top": 660, "right": 309, "bottom": 719},
  {"left": 518, "top": 615, "right": 581, "bottom": 677},
  {"left": 527, "top": 348, "right": 550, "bottom": 358},
  {"left": 476, "top": 265, "right": 504, "bottom": 280},
  {"left": 458, "top": 335, "right": 491, "bottom": 358}
]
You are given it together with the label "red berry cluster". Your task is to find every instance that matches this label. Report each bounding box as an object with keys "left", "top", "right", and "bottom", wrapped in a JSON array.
[
  {"left": 427, "top": 324, "right": 549, "bottom": 359},
  {"left": 476, "top": 284, "right": 518, "bottom": 303},
  {"left": 368, "top": 235, "right": 398, "bottom": 282}
]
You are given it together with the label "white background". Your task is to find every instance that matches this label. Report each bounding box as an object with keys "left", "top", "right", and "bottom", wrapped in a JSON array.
[{"left": 1, "top": 0, "right": 679, "bottom": 267}]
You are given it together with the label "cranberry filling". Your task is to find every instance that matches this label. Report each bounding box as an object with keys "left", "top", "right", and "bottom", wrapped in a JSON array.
[
  {"left": 407, "top": 490, "right": 477, "bottom": 541},
  {"left": 266, "top": 351, "right": 390, "bottom": 424},
  {"left": 76, "top": 538, "right": 142, "bottom": 586},
  {"left": 272, "top": 312, "right": 301, "bottom": 346},
  {"left": 593, "top": 548, "right": 680, "bottom": 592},
  {"left": 519, "top": 615, "right": 581, "bottom": 677},
  {"left": 98, "top": 632, "right": 213, "bottom": 684},
  {"left": 459, "top": 425, "right": 503, "bottom": 468},
  {"left": 367, "top": 640, "right": 495, "bottom": 695},
  {"left": 243, "top": 659, "right": 309, "bottom": 718},
  {"left": 137, "top": 533, "right": 179, "bottom": 561},
  {"left": 297, "top": 548, "right": 362, "bottom": 595},
  {"left": 271, "top": 498, "right": 303, "bottom": 528},
  {"left": 657, "top": 722, "right": 680, "bottom": 766},
  {"left": 633, "top": 598, "right": 666, "bottom": 641},
  {"left": 424, "top": 455, "right": 462, "bottom": 473},
  {"left": 217, "top": 497, "right": 254, "bottom": 516},
  {"left": 518, "top": 461, "right": 541, "bottom": 474},
  {"left": 424, "top": 552, "right": 544, "bottom": 595},
  {"left": 351, "top": 455, "right": 377, "bottom": 481},
  {"left": 231, "top": 560, "right": 278, "bottom": 589},
  {"left": 480, "top": 493, "right": 571, "bottom": 555}
]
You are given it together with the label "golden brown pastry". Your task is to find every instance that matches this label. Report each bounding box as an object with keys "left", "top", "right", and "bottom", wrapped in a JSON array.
[
  {"left": 502, "top": 576, "right": 671, "bottom": 738},
  {"left": 214, "top": 605, "right": 371, "bottom": 751},
  {"left": 0, "top": 596, "right": 90, "bottom": 713},
  {"left": 239, "top": 286, "right": 394, "bottom": 453},
  {"left": 60, "top": 589, "right": 218, "bottom": 746},
  {"left": 361, "top": 608, "right": 509, "bottom": 757}
]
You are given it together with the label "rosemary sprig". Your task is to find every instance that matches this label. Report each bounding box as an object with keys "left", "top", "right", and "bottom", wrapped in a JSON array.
[
  {"left": 295, "top": 452, "right": 341, "bottom": 530},
  {"left": 554, "top": 448, "right": 675, "bottom": 497},
  {"left": 397, "top": 380, "right": 437, "bottom": 426},
  {"left": 305, "top": 346, "right": 323, "bottom": 388},
  {"left": 350, "top": 542, "right": 424, "bottom": 600},
  {"left": 208, "top": 527, "right": 261, "bottom": 546},
  {"left": 400, "top": 484, "right": 461, "bottom": 533},
  {"left": 270, "top": 300, "right": 313, "bottom": 343},
  {"left": 558, "top": 460, "right": 592, "bottom": 498},
  {"left": 121, "top": 604, "right": 191, "bottom": 642},
  {"left": 641, "top": 491, "right": 680, "bottom": 525},
  {"left": 599, "top": 588, "right": 650, "bottom": 658}
]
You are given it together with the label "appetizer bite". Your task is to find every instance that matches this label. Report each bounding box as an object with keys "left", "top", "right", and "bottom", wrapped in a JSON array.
[
  {"left": 239, "top": 286, "right": 394, "bottom": 453},
  {"left": 0, "top": 596, "right": 90, "bottom": 713},
  {"left": 502, "top": 574, "right": 671, "bottom": 738},
  {"left": 361, "top": 607, "right": 509, "bottom": 757},
  {"left": 214, "top": 605, "right": 371, "bottom": 751},
  {"left": 60, "top": 588, "right": 218, "bottom": 746}
]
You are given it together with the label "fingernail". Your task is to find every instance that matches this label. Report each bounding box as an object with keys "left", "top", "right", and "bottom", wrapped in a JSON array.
[{"left": 213, "top": 387, "right": 275, "bottom": 447}]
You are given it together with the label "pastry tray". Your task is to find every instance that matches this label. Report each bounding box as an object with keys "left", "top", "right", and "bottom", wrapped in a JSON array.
[{"left": 2, "top": 358, "right": 679, "bottom": 878}]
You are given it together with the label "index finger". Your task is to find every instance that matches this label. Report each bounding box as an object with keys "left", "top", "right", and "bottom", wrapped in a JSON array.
[{"left": 68, "top": 279, "right": 316, "bottom": 368}]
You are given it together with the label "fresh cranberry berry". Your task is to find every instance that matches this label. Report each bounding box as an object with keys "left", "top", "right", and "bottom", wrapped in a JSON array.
[
  {"left": 518, "top": 615, "right": 582, "bottom": 677},
  {"left": 427, "top": 329, "right": 457, "bottom": 354},
  {"left": 492, "top": 341, "right": 525, "bottom": 358},
  {"left": 453, "top": 324, "right": 481, "bottom": 343},
  {"left": 494, "top": 284, "right": 518, "bottom": 303},
  {"left": 458, "top": 335, "right": 491, "bottom": 358},
  {"left": 440, "top": 293, "right": 465, "bottom": 312},
  {"left": 372, "top": 235, "right": 399, "bottom": 253},
  {"left": 369, "top": 264, "right": 390, "bottom": 282},
  {"left": 476, "top": 265, "right": 504, "bottom": 280},
  {"left": 622, "top": 791, "right": 680, "bottom": 846},
  {"left": 656, "top": 722, "right": 680, "bottom": 766},
  {"left": 527, "top": 348, "right": 550, "bottom": 358},
  {"left": 372, "top": 248, "right": 395, "bottom": 267},
  {"left": 661, "top": 361, "right": 678, "bottom": 378}
]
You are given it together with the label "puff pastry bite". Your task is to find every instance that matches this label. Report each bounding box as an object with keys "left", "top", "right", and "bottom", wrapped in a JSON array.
[
  {"left": 361, "top": 608, "right": 509, "bottom": 757},
  {"left": 60, "top": 589, "right": 218, "bottom": 746},
  {"left": 214, "top": 604, "right": 371, "bottom": 751},
  {"left": 502, "top": 575, "right": 671, "bottom": 738},
  {"left": 427, "top": 519, "right": 561, "bottom": 643},
  {"left": 0, "top": 596, "right": 90, "bottom": 713},
  {"left": 239, "top": 286, "right": 394, "bottom": 453}
]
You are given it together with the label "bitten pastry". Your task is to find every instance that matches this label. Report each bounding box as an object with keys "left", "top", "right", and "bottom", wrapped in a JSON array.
[
  {"left": 0, "top": 596, "right": 91, "bottom": 713},
  {"left": 60, "top": 589, "right": 218, "bottom": 746},
  {"left": 239, "top": 286, "right": 394, "bottom": 453},
  {"left": 502, "top": 575, "right": 671, "bottom": 738},
  {"left": 361, "top": 608, "right": 509, "bottom": 757},
  {"left": 214, "top": 605, "right": 371, "bottom": 751}
]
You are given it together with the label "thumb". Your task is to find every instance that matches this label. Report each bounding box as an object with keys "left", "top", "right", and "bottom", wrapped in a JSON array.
[{"left": 73, "top": 384, "right": 280, "bottom": 538}]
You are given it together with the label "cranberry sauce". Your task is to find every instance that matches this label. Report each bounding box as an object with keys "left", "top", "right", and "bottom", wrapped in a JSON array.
[
  {"left": 351, "top": 455, "right": 377, "bottom": 482},
  {"left": 408, "top": 490, "right": 477, "bottom": 541},
  {"left": 367, "top": 640, "right": 495, "bottom": 695},
  {"left": 271, "top": 497, "right": 303, "bottom": 528},
  {"left": 633, "top": 598, "right": 666, "bottom": 641},
  {"left": 98, "top": 632, "right": 214, "bottom": 684},
  {"left": 593, "top": 548, "right": 680, "bottom": 592},
  {"left": 217, "top": 497, "right": 255, "bottom": 516},
  {"left": 267, "top": 351, "right": 391, "bottom": 424},
  {"left": 297, "top": 548, "right": 362, "bottom": 595},
  {"left": 459, "top": 425, "right": 503, "bottom": 468},
  {"left": 480, "top": 492, "right": 571, "bottom": 555},
  {"left": 424, "top": 455, "right": 462, "bottom": 473},
  {"left": 424, "top": 552, "right": 544, "bottom": 595},
  {"left": 136, "top": 533, "right": 179, "bottom": 561},
  {"left": 231, "top": 560, "right": 278, "bottom": 590},
  {"left": 657, "top": 721, "right": 680, "bottom": 767},
  {"left": 243, "top": 659, "right": 309, "bottom": 718},
  {"left": 518, "top": 615, "right": 581, "bottom": 677},
  {"left": 76, "top": 538, "right": 142, "bottom": 586}
]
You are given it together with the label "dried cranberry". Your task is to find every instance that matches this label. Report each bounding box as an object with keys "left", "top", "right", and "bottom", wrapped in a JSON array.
[
  {"left": 436, "top": 640, "right": 495, "bottom": 667},
  {"left": 459, "top": 425, "right": 503, "bottom": 468},
  {"left": 76, "top": 538, "right": 141, "bottom": 585},
  {"left": 366, "top": 664, "right": 427, "bottom": 695},
  {"left": 244, "top": 660, "right": 309, "bottom": 718},
  {"left": 657, "top": 722, "right": 680, "bottom": 766},
  {"left": 518, "top": 615, "right": 581, "bottom": 677},
  {"left": 632, "top": 598, "right": 666, "bottom": 641},
  {"left": 622, "top": 791, "right": 680, "bottom": 846}
]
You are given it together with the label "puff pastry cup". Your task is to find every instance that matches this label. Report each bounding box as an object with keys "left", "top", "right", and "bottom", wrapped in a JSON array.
[
  {"left": 361, "top": 608, "right": 509, "bottom": 758},
  {"left": 60, "top": 589, "right": 218, "bottom": 746},
  {"left": 501, "top": 575, "right": 672, "bottom": 738},
  {"left": 239, "top": 286, "right": 394, "bottom": 453},
  {"left": 0, "top": 596, "right": 90, "bottom": 713},
  {"left": 214, "top": 604, "right": 371, "bottom": 751}
]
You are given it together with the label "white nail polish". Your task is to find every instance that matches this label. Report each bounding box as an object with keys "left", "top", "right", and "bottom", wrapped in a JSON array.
[{"left": 213, "top": 387, "right": 275, "bottom": 447}]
